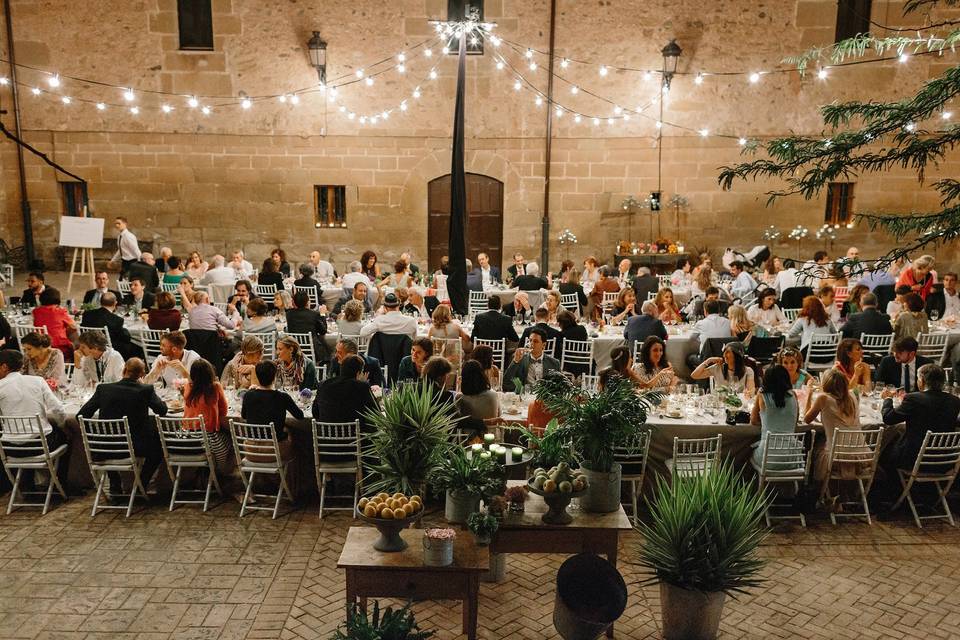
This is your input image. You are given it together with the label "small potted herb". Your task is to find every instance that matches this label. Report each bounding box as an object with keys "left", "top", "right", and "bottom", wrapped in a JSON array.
[{"left": 467, "top": 511, "right": 499, "bottom": 545}]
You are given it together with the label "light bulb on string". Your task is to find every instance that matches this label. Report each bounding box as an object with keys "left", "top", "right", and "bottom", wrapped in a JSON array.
[
  {"left": 241, "top": 98, "right": 252, "bottom": 109},
  {"left": 413, "top": 87, "right": 422, "bottom": 98},
  {"left": 470, "top": 36, "right": 478, "bottom": 46},
  {"left": 592, "top": 117, "right": 600, "bottom": 126},
  {"left": 442, "top": 47, "right": 449, "bottom": 55},
  {"left": 96, "top": 102, "right": 106, "bottom": 110},
  {"left": 623, "top": 113, "right": 630, "bottom": 121},
  {"left": 555, "top": 106, "right": 562, "bottom": 117},
  {"left": 397, "top": 53, "right": 406, "bottom": 63},
  {"left": 817, "top": 68, "right": 828, "bottom": 79},
  {"left": 161, "top": 104, "right": 172, "bottom": 113},
  {"left": 123, "top": 88, "right": 135, "bottom": 101},
  {"left": 47, "top": 74, "right": 60, "bottom": 88},
  {"left": 371, "top": 115, "right": 379, "bottom": 124},
  {"left": 738, "top": 137, "right": 747, "bottom": 146},
  {"left": 328, "top": 87, "right": 338, "bottom": 99},
  {"left": 398, "top": 64, "right": 406, "bottom": 73},
  {"left": 749, "top": 72, "right": 761, "bottom": 83},
  {"left": 560, "top": 58, "right": 569, "bottom": 69},
  {"left": 655, "top": 120, "right": 662, "bottom": 129},
  {"left": 643, "top": 71, "right": 652, "bottom": 81},
  {"left": 290, "top": 94, "right": 299, "bottom": 104},
  {"left": 338, "top": 105, "right": 346, "bottom": 112},
  {"left": 905, "top": 122, "right": 916, "bottom": 132},
  {"left": 495, "top": 61, "right": 504, "bottom": 70},
  {"left": 0, "top": 77, "right": 8, "bottom": 85},
  {"left": 529, "top": 62, "right": 537, "bottom": 71},
  {"left": 699, "top": 128, "right": 709, "bottom": 137},
  {"left": 490, "top": 36, "right": 501, "bottom": 46},
  {"left": 187, "top": 96, "right": 199, "bottom": 108},
  {"left": 279, "top": 94, "right": 287, "bottom": 103},
  {"left": 130, "top": 106, "right": 139, "bottom": 115},
  {"left": 694, "top": 73, "right": 704, "bottom": 85},
  {"left": 599, "top": 65, "right": 608, "bottom": 76},
  {"left": 942, "top": 111, "right": 952, "bottom": 120},
  {"left": 365, "top": 76, "right": 374, "bottom": 86},
  {"left": 574, "top": 114, "right": 581, "bottom": 123},
  {"left": 513, "top": 80, "right": 521, "bottom": 90},
  {"left": 613, "top": 106, "right": 622, "bottom": 115},
  {"left": 31, "top": 87, "right": 41, "bottom": 96},
  {"left": 201, "top": 106, "right": 211, "bottom": 115},
  {"left": 347, "top": 112, "right": 355, "bottom": 120},
  {"left": 355, "top": 69, "right": 364, "bottom": 78},
  {"left": 429, "top": 70, "right": 438, "bottom": 79},
  {"left": 525, "top": 49, "right": 533, "bottom": 59},
  {"left": 535, "top": 96, "right": 543, "bottom": 106},
  {"left": 61, "top": 96, "right": 71, "bottom": 104},
  {"left": 570, "top": 85, "right": 578, "bottom": 94},
  {"left": 360, "top": 116, "right": 367, "bottom": 124},
  {"left": 606, "top": 118, "right": 614, "bottom": 126},
  {"left": 381, "top": 110, "right": 389, "bottom": 119},
  {"left": 400, "top": 101, "right": 408, "bottom": 111},
  {"left": 899, "top": 53, "right": 909, "bottom": 63},
  {"left": 424, "top": 48, "right": 433, "bottom": 57}
]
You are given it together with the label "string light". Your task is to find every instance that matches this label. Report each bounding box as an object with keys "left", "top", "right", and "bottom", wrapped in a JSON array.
[
  {"left": 905, "top": 121, "right": 916, "bottom": 131},
  {"left": 398, "top": 64, "right": 406, "bottom": 73},
  {"left": 397, "top": 53, "right": 406, "bottom": 62},
  {"left": 560, "top": 58, "right": 569, "bottom": 69},
  {"left": 525, "top": 49, "right": 533, "bottom": 59},
  {"left": 279, "top": 94, "right": 288, "bottom": 103},
  {"left": 400, "top": 101, "right": 408, "bottom": 111},
  {"left": 749, "top": 72, "right": 761, "bottom": 83},
  {"left": 555, "top": 106, "right": 563, "bottom": 117},
  {"left": 535, "top": 95, "right": 543, "bottom": 106},
  {"left": 413, "top": 87, "right": 421, "bottom": 98},
  {"left": 570, "top": 85, "right": 578, "bottom": 94},
  {"left": 187, "top": 96, "right": 199, "bottom": 108},
  {"left": 123, "top": 88, "right": 135, "bottom": 101},
  {"left": 61, "top": 96, "right": 70, "bottom": 104},
  {"left": 592, "top": 117, "right": 600, "bottom": 126},
  {"left": 130, "top": 106, "right": 139, "bottom": 115},
  {"left": 241, "top": 98, "right": 252, "bottom": 109},
  {"left": 606, "top": 118, "right": 614, "bottom": 125},
  {"left": 290, "top": 94, "right": 300, "bottom": 104},
  {"left": 47, "top": 74, "right": 60, "bottom": 87},
  {"left": 338, "top": 105, "right": 346, "bottom": 112},
  {"left": 643, "top": 71, "right": 652, "bottom": 81},
  {"left": 599, "top": 65, "right": 608, "bottom": 76},
  {"left": 201, "top": 106, "right": 211, "bottom": 115},
  {"left": 161, "top": 104, "right": 172, "bottom": 113},
  {"left": 942, "top": 111, "right": 952, "bottom": 120},
  {"left": 613, "top": 106, "right": 622, "bottom": 115},
  {"left": 30, "top": 87, "right": 40, "bottom": 95},
  {"left": 442, "top": 47, "right": 449, "bottom": 55},
  {"left": 655, "top": 120, "right": 662, "bottom": 129},
  {"left": 327, "top": 87, "right": 338, "bottom": 99},
  {"left": 0, "top": 77, "right": 8, "bottom": 85},
  {"left": 355, "top": 69, "right": 365, "bottom": 78},
  {"left": 513, "top": 80, "right": 521, "bottom": 90},
  {"left": 429, "top": 70, "right": 438, "bottom": 79},
  {"left": 424, "top": 48, "right": 433, "bottom": 57},
  {"left": 347, "top": 112, "right": 355, "bottom": 120},
  {"left": 96, "top": 102, "right": 106, "bottom": 110},
  {"left": 574, "top": 114, "right": 581, "bottom": 123},
  {"left": 694, "top": 73, "right": 704, "bottom": 85},
  {"left": 899, "top": 53, "right": 909, "bottom": 63},
  {"left": 817, "top": 68, "right": 828, "bottom": 79},
  {"left": 699, "top": 128, "right": 709, "bottom": 137},
  {"left": 365, "top": 76, "right": 374, "bottom": 86},
  {"left": 738, "top": 137, "right": 747, "bottom": 146},
  {"left": 496, "top": 60, "right": 504, "bottom": 70},
  {"left": 529, "top": 62, "right": 537, "bottom": 71}
]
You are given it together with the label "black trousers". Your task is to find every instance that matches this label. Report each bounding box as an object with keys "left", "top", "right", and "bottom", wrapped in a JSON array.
[
  {"left": 120, "top": 258, "right": 135, "bottom": 279},
  {"left": 4, "top": 426, "right": 71, "bottom": 490}
]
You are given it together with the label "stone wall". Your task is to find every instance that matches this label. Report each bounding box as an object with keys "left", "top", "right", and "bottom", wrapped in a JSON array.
[{"left": 1, "top": 0, "right": 959, "bottom": 271}]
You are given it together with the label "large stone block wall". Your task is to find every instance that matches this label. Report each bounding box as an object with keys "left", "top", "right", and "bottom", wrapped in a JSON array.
[{"left": 1, "top": 0, "right": 959, "bottom": 270}]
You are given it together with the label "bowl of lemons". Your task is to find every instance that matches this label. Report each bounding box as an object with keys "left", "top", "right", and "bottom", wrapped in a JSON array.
[
  {"left": 356, "top": 492, "right": 424, "bottom": 551},
  {"left": 527, "top": 463, "right": 588, "bottom": 525}
]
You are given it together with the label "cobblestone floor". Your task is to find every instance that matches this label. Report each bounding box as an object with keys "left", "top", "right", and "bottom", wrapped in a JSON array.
[{"left": 0, "top": 494, "right": 959, "bottom": 639}]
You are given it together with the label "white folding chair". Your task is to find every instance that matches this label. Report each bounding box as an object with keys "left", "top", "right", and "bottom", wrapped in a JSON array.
[
  {"left": 917, "top": 333, "right": 949, "bottom": 364},
  {"left": 283, "top": 332, "right": 317, "bottom": 363},
  {"left": 156, "top": 416, "right": 223, "bottom": 512},
  {"left": 140, "top": 329, "right": 166, "bottom": 367},
  {"left": 523, "top": 336, "right": 556, "bottom": 357},
  {"left": 804, "top": 333, "right": 840, "bottom": 373},
  {"left": 601, "top": 291, "right": 619, "bottom": 312},
  {"left": 78, "top": 416, "right": 148, "bottom": 518},
  {"left": 474, "top": 337, "right": 506, "bottom": 371},
  {"left": 665, "top": 434, "right": 723, "bottom": 481},
  {"left": 560, "top": 338, "right": 594, "bottom": 375},
  {"left": 860, "top": 333, "right": 894, "bottom": 358},
  {"left": 892, "top": 431, "right": 960, "bottom": 528},
  {"left": 13, "top": 324, "right": 47, "bottom": 346},
  {"left": 63, "top": 362, "right": 75, "bottom": 385},
  {"left": 213, "top": 302, "right": 230, "bottom": 314},
  {"left": 782, "top": 308, "right": 800, "bottom": 322},
  {"left": 254, "top": 331, "right": 278, "bottom": 360},
  {"left": 469, "top": 291, "right": 488, "bottom": 315},
  {"left": 580, "top": 374, "right": 600, "bottom": 394},
  {"left": 160, "top": 282, "right": 182, "bottom": 305},
  {"left": 0, "top": 416, "right": 68, "bottom": 515},
  {"left": 208, "top": 282, "right": 236, "bottom": 304},
  {"left": 312, "top": 420, "right": 362, "bottom": 519},
  {"left": 613, "top": 430, "right": 651, "bottom": 525},
  {"left": 81, "top": 325, "right": 113, "bottom": 349},
  {"left": 751, "top": 430, "right": 815, "bottom": 527},
  {"left": 658, "top": 275, "right": 672, "bottom": 289},
  {"left": 560, "top": 293, "right": 579, "bottom": 313},
  {"left": 822, "top": 427, "right": 884, "bottom": 525},
  {"left": 117, "top": 279, "right": 131, "bottom": 297},
  {"left": 293, "top": 285, "right": 319, "bottom": 309},
  {"left": 230, "top": 420, "right": 294, "bottom": 519},
  {"left": 833, "top": 286, "right": 849, "bottom": 311},
  {"left": 0, "top": 263, "right": 13, "bottom": 288},
  {"left": 646, "top": 292, "right": 658, "bottom": 301},
  {"left": 342, "top": 334, "right": 370, "bottom": 357},
  {"left": 254, "top": 283, "right": 278, "bottom": 299}
]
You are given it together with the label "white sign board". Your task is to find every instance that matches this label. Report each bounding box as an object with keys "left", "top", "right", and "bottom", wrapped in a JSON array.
[{"left": 58, "top": 216, "right": 105, "bottom": 249}]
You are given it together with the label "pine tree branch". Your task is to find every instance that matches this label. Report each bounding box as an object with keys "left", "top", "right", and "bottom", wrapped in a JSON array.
[{"left": 784, "top": 29, "right": 960, "bottom": 74}]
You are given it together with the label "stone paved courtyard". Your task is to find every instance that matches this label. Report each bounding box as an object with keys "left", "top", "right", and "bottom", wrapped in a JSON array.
[{"left": 1, "top": 494, "right": 959, "bottom": 640}]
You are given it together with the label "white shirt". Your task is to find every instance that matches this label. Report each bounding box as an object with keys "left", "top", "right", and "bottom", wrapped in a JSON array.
[
  {"left": 480, "top": 267, "right": 493, "bottom": 286},
  {"left": 731, "top": 272, "right": 757, "bottom": 299},
  {"left": 901, "top": 357, "right": 918, "bottom": 391},
  {"left": 313, "top": 260, "right": 336, "bottom": 280},
  {"left": 747, "top": 305, "right": 787, "bottom": 327},
  {"left": 201, "top": 266, "right": 237, "bottom": 285},
  {"left": 691, "top": 315, "right": 733, "bottom": 349},
  {"left": 944, "top": 289, "right": 960, "bottom": 318},
  {"left": 799, "top": 261, "right": 826, "bottom": 288},
  {"left": 342, "top": 272, "right": 373, "bottom": 291},
  {"left": 113, "top": 229, "right": 141, "bottom": 262},
  {"left": 73, "top": 348, "right": 125, "bottom": 387},
  {"left": 231, "top": 260, "right": 254, "bottom": 279},
  {"left": 773, "top": 268, "right": 802, "bottom": 296},
  {"left": 359, "top": 310, "right": 418, "bottom": 340},
  {"left": 144, "top": 349, "right": 201, "bottom": 387},
  {"left": 0, "top": 372, "right": 65, "bottom": 436}
]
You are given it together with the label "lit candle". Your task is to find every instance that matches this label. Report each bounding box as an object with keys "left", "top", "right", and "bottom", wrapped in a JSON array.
[
  {"left": 479, "top": 451, "right": 492, "bottom": 460},
  {"left": 471, "top": 443, "right": 483, "bottom": 456},
  {"left": 483, "top": 433, "right": 495, "bottom": 448},
  {"left": 511, "top": 447, "right": 523, "bottom": 463},
  {"left": 496, "top": 446, "right": 507, "bottom": 463}
]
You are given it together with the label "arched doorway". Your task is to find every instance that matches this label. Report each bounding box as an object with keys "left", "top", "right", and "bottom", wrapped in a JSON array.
[{"left": 427, "top": 173, "right": 504, "bottom": 272}]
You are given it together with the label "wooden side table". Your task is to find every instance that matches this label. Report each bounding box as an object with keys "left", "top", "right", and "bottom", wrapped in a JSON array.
[{"left": 337, "top": 527, "right": 490, "bottom": 640}]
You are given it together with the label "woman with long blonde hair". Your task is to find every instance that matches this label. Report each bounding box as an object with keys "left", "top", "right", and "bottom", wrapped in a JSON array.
[{"left": 655, "top": 287, "right": 682, "bottom": 324}]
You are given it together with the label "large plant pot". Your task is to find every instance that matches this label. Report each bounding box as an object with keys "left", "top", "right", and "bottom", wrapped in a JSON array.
[
  {"left": 660, "top": 582, "right": 725, "bottom": 640},
  {"left": 553, "top": 553, "right": 627, "bottom": 640},
  {"left": 445, "top": 490, "right": 480, "bottom": 524},
  {"left": 579, "top": 463, "right": 621, "bottom": 513}
]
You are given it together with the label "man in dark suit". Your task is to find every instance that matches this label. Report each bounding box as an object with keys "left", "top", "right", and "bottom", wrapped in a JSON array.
[
  {"left": 686, "top": 286, "right": 731, "bottom": 319},
  {"left": 126, "top": 253, "right": 160, "bottom": 292},
  {"left": 293, "top": 264, "right": 325, "bottom": 310},
  {"left": 925, "top": 272, "right": 960, "bottom": 319},
  {"left": 313, "top": 353, "right": 379, "bottom": 434},
  {"left": 77, "top": 358, "right": 168, "bottom": 499},
  {"left": 506, "top": 253, "right": 526, "bottom": 281},
  {"left": 83, "top": 271, "right": 122, "bottom": 306},
  {"left": 502, "top": 291, "right": 534, "bottom": 324},
  {"left": 876, "top": 337, "right": 933, "bottom": 392},
  {"left": 881, "top": 364, "right": 960, "bottom": 471},
  {"left": 631, "top": 266, "right": 659, "bottom": 305},
  {"left": 473, "top": 252, "right": 501, "bottom": 286},
  {"left": 504, "top": 328, "right": 560, "bottom": 390},
  {"left": 465, "top": 259, "right": 484, "bottom": 292},
  {"left": 285, "top": 291, "right": 329, "bottom": 360},
  {"left": 471, "top": 295, "right": 520, "bottom": 345},
  {"left": 512, "top": 262, "right": 549, "bottom": 291},
  {"left": 520, "top": 307, "right": 561, "bottom": 355},
  {"left": 80, "top": 292, "right": 139, "bottom": 360},
  {"left": 122, "top": 277, "right": 156, "bottom": 313},
  {"left": 624, "top": 300, "right": 668, "bottom": 352},
  {"left": 841, "top": 292, "right": 893, "bottom": 340},
  {"left": 327, "top": 336, "right": 384, "bottom": 387},
  {"left": 332, "top": 282, "right": 372, "bottom": 316},
  {"left": 20, "top": 271, "right": 45, "bottom": 306}
]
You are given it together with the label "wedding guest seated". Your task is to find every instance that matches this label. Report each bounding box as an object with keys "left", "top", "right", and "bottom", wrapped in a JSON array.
[
  {"left": 881, "top": 364, "right": 960, "bottom": 474},
  {"left": 274, "top": 335, "right": 318, "bottom": 391},
  {"left": 427, "top": 304, "right": 471, "bottom": 352},
  {"left": 691, "top": 341, "right": 756, "bottom": 394},
  {"left": 20, "top": 271, "right": 45, "bottom": 306},
  {"left": 609, "top": 288, "right": 639, "bottom": 325},
  {"left": 273, "top": 290, "right": 293, "bottom": 317},
  {"left": 328, "top": 337, "right": 384, "bottom": 388},
  {"left": 422, "top": 356, "right": 455, "bottom": 404},
  {"left": 582, "top": 256, "right": 601, "bottom": 286},
  {"left": 840, "top": 292, "right": 892, "bottom": 341},
  {"left": 671, "top": 257, "right": 692, "bottom": 286},
  {"left": 876, "top": 337, "right": 933, "bottom": 392},
  {"left": 147, "top": 291, "right": 183, "bottom": 332},
  {"left": 625, "top": 300, "right": 668, "bottom": 353},
  {"left": 588, "top": 266, "right": 621, "bottom": 321},
  {"left": 240, "top": 360, "right": 304, "bottom": 462},
  {"left": 73, "top": 331, "right": 124, "bottom": 386},
  {"left": 178, "top": 276, "right": 198, "bottom": 313},
  {"left": 502, "top": 291, "right": 533, "bottom": 324},
  {"left": 804, "top": 368, "right": 861, "bottom": 492},
  {"left": 833, "top": 338, "right": 872, "bottom": 390},
  {"left": 749, "top": 365, "right": 801, "bottom": 469},
  {"left": 504, "top": 328, "right": 559, "bottom": 391},
  {"left": 285, "top": 291, "right": 328, "bottom": 358},
  {"left": 32, "top": 288, "right": 76, "bottom": 359},
  {"left": 455, "top": 360, "right": 500, "bottom": 433},
  {"left": 162, "top": 257, "right": 186, "bottom": 284},
  {"left": 78, "top": 357, "right": 167, "bottom": 500},
  {"left": 513, "top": 262, "right": 550, "bottom": 291},
  {"left": 308, "top": 251, "right": 337, "bottom": 281},
  {"left": 520, "top": 307, "right": 561, "bottom": 354},
  {"left": 157, "top": 247, "right": 173, "bottom": 273},
  {"left": 123, "top": 277, "right": 155, "bottom": 313},
  {"left": 472, "top": 295, "right": 520, "bottom": 345},
  {"left": 258, "top": 257, "right": 285, "bottom": 294},
  {"left": 474, "top": 252, "right": 501, "bottom": 286},
  {"left": 270, "top": 248, "right": 292, "bottom": 278},
  {"left": 360, "top": 250, "right": 382, "bottom": 281},
  {"left": 690, "top": 298, "right": 732, "bottom": 351},
  {"left": 925, "top": 271, "right": 960, "bottom": 319},
  {"left": 222, "top": 335, "right": 264, "bottom": 389},
  {"left": 337, "top": 299, "right": 365, "bottom": 337},
  {"left": 556, "top": 310, "right": 588, "bottom": 373},
  {"left": 886, "top": 284, "right": 913, "bottom": 320},
  {"left": 402, "top": 290, "right": 430, "bottom": 320},
  {"left": 774, "top": 346, "right": 813, "bottom": 389},
  {"left": 468, "top": 344, "right": 501, "bottom": 390},
  {"left": 687, "top": 286, "right": 730, "bottom": 319},
  {"left": 786, "top": 296, "right": 835, "bottom": 353},
  {"left": 558, "top": 268, "right": 588, "bottom": 315},
  {"left": 294, "top": 263, "right": 324, "bottom": 307},
  {"left": 506, "top": 253, "right": 526, "bottom": 280},
  {"left": 397, "top": 337, "right": 433, "bottom": 382},
  {"left": 729, "top": 261, "right": 758, "bottom": 299},
  {"left": 127, "top": 253, "right": 160, "bottom": 291},
  {"left": 359, "top": 292, "right": 417, "bottom": 340},
  {"left": 893, "top": 293, "right": 929, "bottom": 342},
  {"left": 598, "top": 345, "right": 643, "bottom": 390},
  {"left": 382, "top": 260, "right": 413, "bottom": 289},
  {"left": 241, "top": 298, "right": 276, "bottom": 335},
  {"left": 200, "top": 255, "right": 236, "bottom": 286},
  {"left": 144, "top": 331, "right": 201, "bottom": 388},
  {"left": 82, "top": 292, "right": 137, "bottom": 359},
  {"left": 21, "top": 331, "right": 67, "bottom": 386},
  {"left": 819, "top": 284, "right": 841, "bottom": 326},
  {"left": 313, "top": 354, "right": 378, "bottom": 433},
  {"left": 540, "top": 290, "right": 562, "bottom": 323},
  {"left": 728, "top": 304, "right": 767, "bottom": 342},
  {"left": 333, "top": 282, "right": 371, "bottom": 316},
  {"left": 343, "top": 260, "right": 374, "bottom": 291},
  {"left": 655, "top": 288, "right": 682, "bottom": 324},
  {"left": 616, "top": 258, "right": 633, "bottom": 288},
  {"left": 841, "top": 284, "right": 870, "bottom": 319},
  {"left": 184, "top": 251, "right": 208, "bottom": 280},
  {"left": 83, "top": 271, "right": 121, "bottom": 306},
  {"left": 188, "top": 291, "right": 236, "bottom": 331},
  {"left": 182, "top": 358, "right": 231, "bottom": 468},
  {"left": 635, "top": 336, "right": 677, "bottom": 391},
  {"left": 631, "top": 266, "right": 659, "bottom": 304},
  {"left": 227, "top": 280, "right": 257, "bottom": 319},
  {"left": 229, "top": 250, "right": 254, "bottom": 279},
  {"left": 747, "top": 288, "right": 787, "bottom": 327}
]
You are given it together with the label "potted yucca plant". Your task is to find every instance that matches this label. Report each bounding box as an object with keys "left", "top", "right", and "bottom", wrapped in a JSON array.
[
  {"left": 534, "top": 373, "right": 657, "bottom": 512},
  {"left": 332, "top": 601, "right": 434, "bottom": 639},
  {"left": 637, "top": 461, "right": 770, "bottom": 640},
  {"left": 363, "top": 381, "right": 459, "bottom": 496}
]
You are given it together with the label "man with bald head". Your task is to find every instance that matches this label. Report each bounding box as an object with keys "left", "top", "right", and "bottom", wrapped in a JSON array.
[{"left": 308, "top": 250, "right": 336, "bottom": 280}]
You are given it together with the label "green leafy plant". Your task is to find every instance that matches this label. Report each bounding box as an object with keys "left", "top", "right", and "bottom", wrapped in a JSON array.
[
  {"left": 715, "top": 386, "right": 743, "bottom": 409},
  {"left": 534, "top": 372, "right": 657, "bottom": 473},
  {"left": 363, "top": 381, "right": 459, "bottom": 495},
  {"left": 332, "top": 601, "right": 434, "bottom": 640},
  {"left": 428, "top": 446, "right": 504, "bottom": 500},
  {"left": 467, "top": 510, "right": 500, "bottom": 538},
  {"left": 517, "top": 419, "right": 574, "bottom": 469},
  {"left": 512, "top": 376, "right": 525, "bottom": 396},
  {"left": 637, "top": 461, "right": 770, "bottom": 596}
]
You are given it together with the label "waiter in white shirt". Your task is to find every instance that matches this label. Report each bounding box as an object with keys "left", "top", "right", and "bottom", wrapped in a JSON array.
[
  {"left": 109, "top": 216, "right": 141, "bottom": 278},
  {"left": 0, "top": 349, "right": 71, "bottom": 492}
]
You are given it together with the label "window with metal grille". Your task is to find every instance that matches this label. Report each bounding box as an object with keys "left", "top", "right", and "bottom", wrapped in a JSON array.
[
  {"left": 177, "top": 0, "right": 214, "bottom": 50},
  {"left": 446, "top": 0, "right": 485, "bottom": 54},
  {"left": 835, "top": 0, "right": 872, "bottom": 42},
  {"left": 60, "top": 181, "right": 88, "bottom": 216},
  {"left": 315, "top": 185, "right": 347, "bottom": 228},
  {"left": 824, "top": 182, "right": 855, "bottom": 225}
]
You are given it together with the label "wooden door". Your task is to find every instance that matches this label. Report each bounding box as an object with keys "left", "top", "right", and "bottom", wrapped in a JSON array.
[{"left": 427, "top": 173, "right": 504, "bottom": 272}]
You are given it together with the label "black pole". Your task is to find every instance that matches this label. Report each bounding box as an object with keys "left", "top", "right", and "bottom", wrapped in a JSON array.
[
  {"left": 2, "top": 0, "right": 36, "bottom": 268},
  {"left": 540, "top": 0, "right": 557, "bottom": 273},
  {"left": 446, "top": 28, "right": 468, "bottom": 315}
]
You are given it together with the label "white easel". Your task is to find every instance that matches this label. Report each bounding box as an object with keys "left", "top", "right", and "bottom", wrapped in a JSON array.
[{"left": 59, "top": 209, "right": 104, "bottom": 294}]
